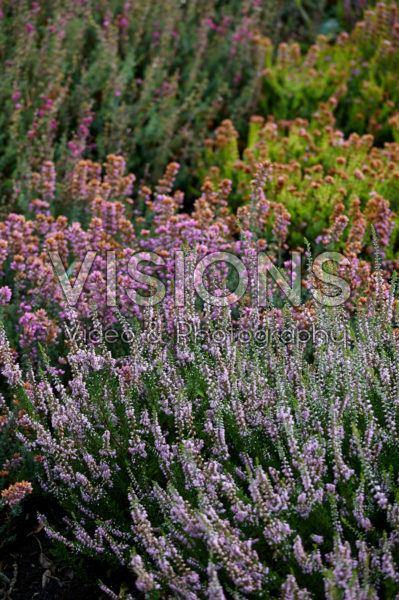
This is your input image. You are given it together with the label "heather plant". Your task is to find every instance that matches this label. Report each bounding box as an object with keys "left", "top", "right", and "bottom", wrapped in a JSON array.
[
  {"left": 0, "top": 330, "right": 34, "bottom": 550},
  {"left": 0, "top": 0, "right": 308, "bottom": 211},
  {"left": 1, "top": 289, "right": 399, "bottom": 598},
  {"left": 1, "top": 1, "right": 393, "bottom": 215},
  {"left": 0, "top": 152, "right": 396, "bottom": 364},
  {"left": 202, "top": 109, "right": 399, "bottom": 260},
  {"left": 257, "top": 2, "right": 399, "bottom": 143},
  {"left": 2, "top": 2, "right": 399, "bottom": 598}
]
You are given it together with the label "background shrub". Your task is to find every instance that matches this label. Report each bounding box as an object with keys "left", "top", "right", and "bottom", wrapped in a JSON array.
[{"left": 0, "top": 0, "right": 345, "bottom": 212}]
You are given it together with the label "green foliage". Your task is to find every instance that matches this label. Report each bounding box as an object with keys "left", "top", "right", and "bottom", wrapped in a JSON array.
[
  {"left": 0, "top": 0, "right": 338, "bottom": 213},
  {"left": 201, "top": 106, "right": 399, "bottom": 257},
  {"left": 262, "top": 2, "right": 399, "bottom": 143}
]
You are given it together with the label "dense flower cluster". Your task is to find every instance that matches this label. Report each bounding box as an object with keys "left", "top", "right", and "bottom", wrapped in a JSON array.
[
  {"left": 0, "top": 143, "right": 396, "bottom": 361},
  {"left": 260, "top": 2, "right": 399, "bottom": 141},
  {"left": 203, "top": 109, "right": 399, "bottom": 259},
  {"left": 1, "top": 296, "right": 398, "bottom": 598},
  {"left": 1, "top": 480, "right": 33, "bottom": 508},
  {"left": 1, "top": 2, "right": 398, "bottom": 211},
  {"left": 1, "top": 2, "right": 399, "bottom": 598},
  {"left": 0, "top": 0, "right": 298, "bottom": 207}
]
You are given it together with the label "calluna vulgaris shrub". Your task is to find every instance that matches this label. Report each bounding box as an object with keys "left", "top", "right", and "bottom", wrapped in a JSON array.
[
  {"left": 202, "top": 107, "right": 399, "bottom": 253},
  {"left": 0, "top": 146, "right": 396, "bottom": 362},
  {"left": 2, "top": 2, "right": 399, "bottom": 210},
  {"left": 2, "top": 2, "right": 399, "bottom": 598},
  {"left": 0, "top": 293, "right": 399, "bottom": 598},
  {"left": 0, "top": 334, "right": 33, "bottom": 548},
  {"left": 259, "top": 2, "right": 399, "bottom": 143},
  {"left": 0, "top": 0, "right": 298, "bottom": 206}
]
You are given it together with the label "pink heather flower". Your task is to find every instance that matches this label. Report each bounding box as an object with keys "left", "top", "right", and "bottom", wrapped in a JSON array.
[
  {"left": 51, "top": 119, "right": 57, "bottom": 129},
  {"left": 234, "top": 72, "right": 242, "bottom": 84},
  {"left": 311, "top": 535, "right": 324, "bottom": 545},
  {"left": 0, "top": 286, "right": 12, "bottom": 305},
  {"left": 103, "top": 10, "right": 111, "bottom": 28},
  {"left": 27, "top": 130, "right": 35, "bottom": 139},
  {"left": 12, "top": 92, "right": 20, "bottom": 102},
  {"left": 205, "top": 18, "right": 217, "bottom": 29},
  {"left": 119, "top": 16, "right": 129, "bottom": 28},
  {"left": 14, "top": 103, "right": 21, "bottom": 110},
  {"left": 1, "top": 481, "right": 33, "bottom": 508},
  {"left": 26, "top": 23, "right": 34, "bottom": 33}
]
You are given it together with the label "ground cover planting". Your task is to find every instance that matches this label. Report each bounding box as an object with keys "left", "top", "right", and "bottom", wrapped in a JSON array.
[{"left": 1, "top": 2, "right": 399, "bottom": 598}]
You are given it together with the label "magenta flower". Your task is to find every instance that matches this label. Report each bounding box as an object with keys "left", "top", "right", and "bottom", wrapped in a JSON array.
[
  {"left": 205, "top": 18, "right": 218, "bottom": 30},
  {"left": 30, "top": 2, "right": 41, "bottom": 14},
  {"left": 25, "top": 23, "right": 34, "bottom": 33},
  {"left": 0, "top": 286, "right": 12, "bottom": 305},
  {"left": 119, "top": 16, "right": 129, "bottom": 28}
]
